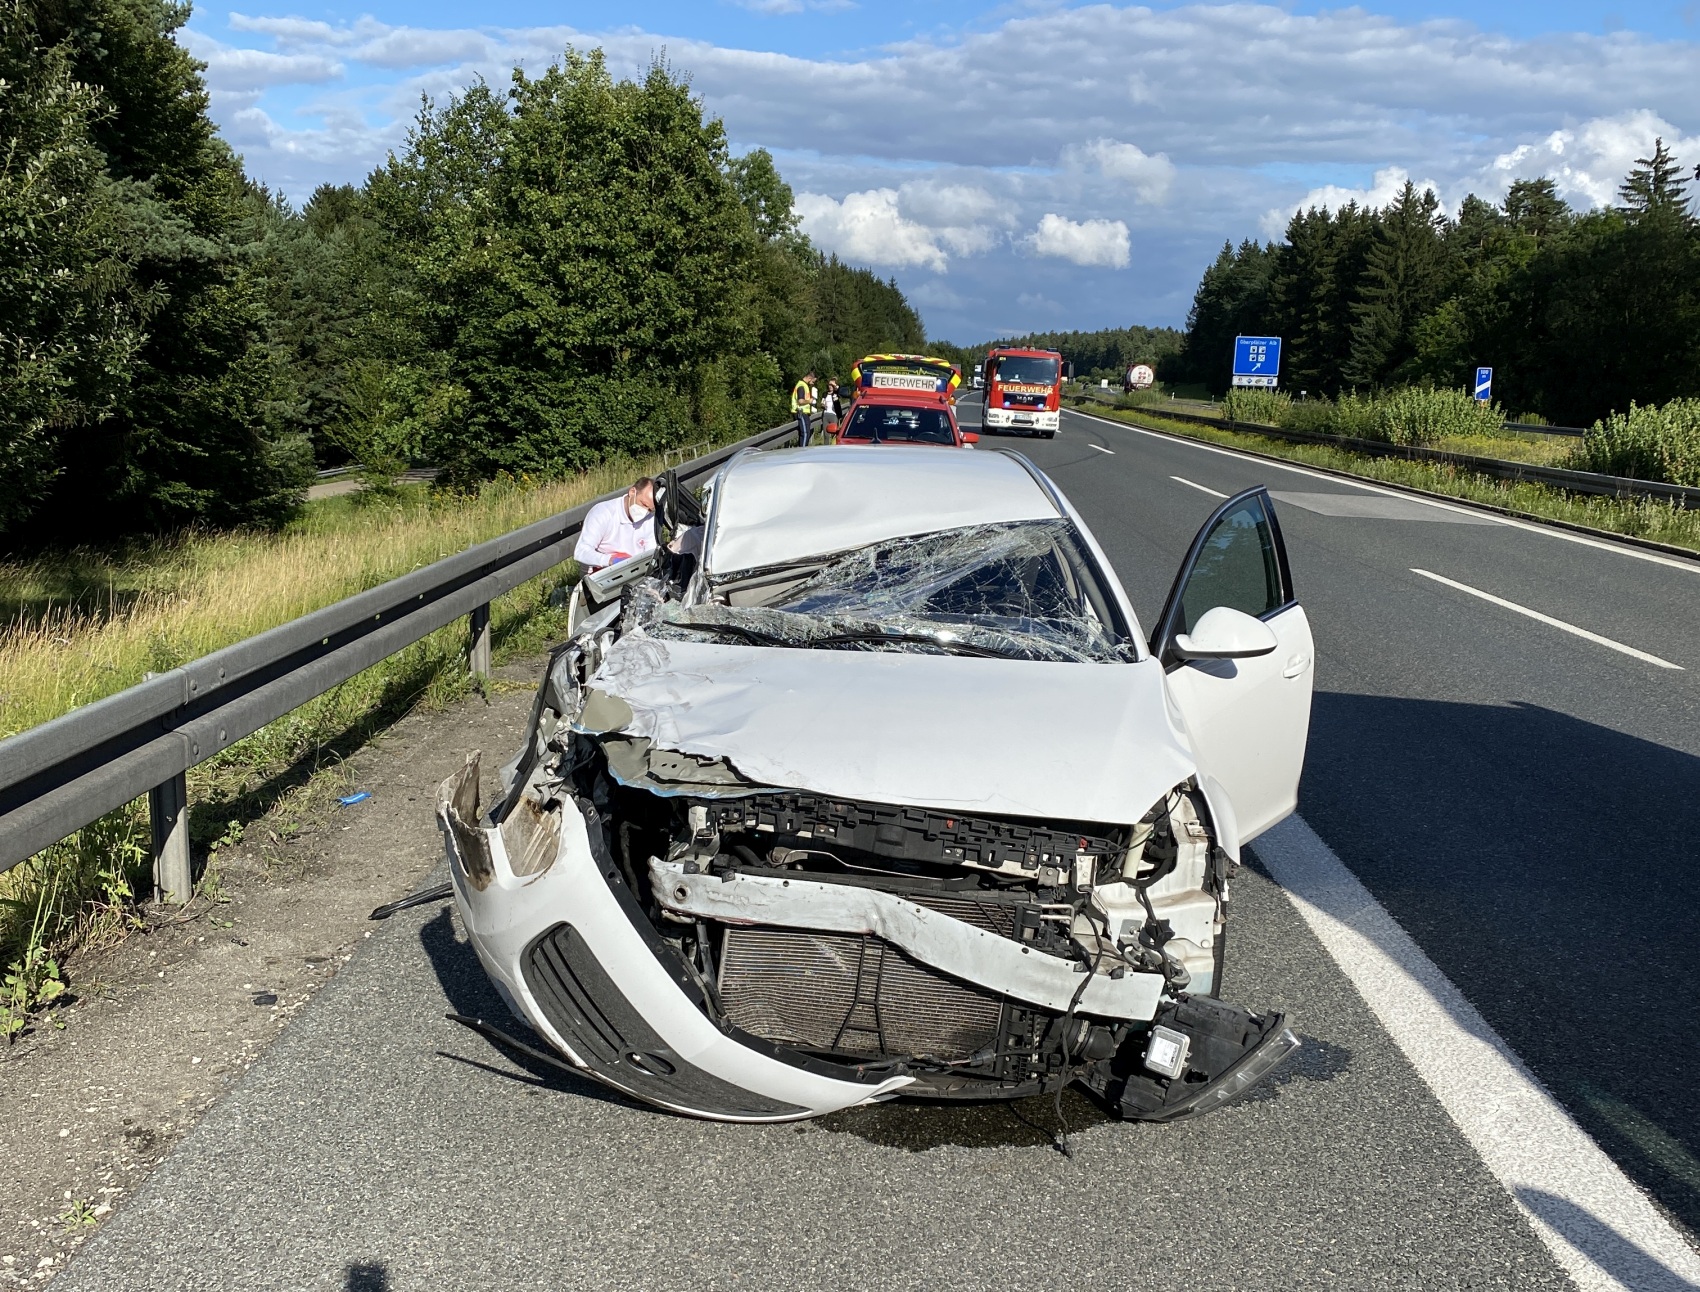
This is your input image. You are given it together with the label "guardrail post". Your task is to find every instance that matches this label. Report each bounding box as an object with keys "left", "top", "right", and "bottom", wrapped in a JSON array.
[
  {"left": 469, "top": 602, "right": 491, "bottom": 678},
  {"left": 150, "top": 771, "right": 192, "bottom": 905}
]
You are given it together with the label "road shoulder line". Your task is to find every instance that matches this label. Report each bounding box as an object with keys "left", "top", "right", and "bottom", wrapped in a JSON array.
[
  {"left": 1255, "top": 814, "right": 1700, "bottom": 1291},
  {"left": 1410, "top": 568, "right": 1683, "bottom": 669},
  {"left": 1066, "top": 407, "right": 1700, "bottom": 574}
]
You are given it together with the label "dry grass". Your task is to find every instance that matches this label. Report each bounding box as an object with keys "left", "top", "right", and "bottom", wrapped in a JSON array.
[
  {"left": 0, "top": 466, "right": 639, "bottom": 740},
  {"left": 0, "top": 448, "right": 714, "bottom": 990}
]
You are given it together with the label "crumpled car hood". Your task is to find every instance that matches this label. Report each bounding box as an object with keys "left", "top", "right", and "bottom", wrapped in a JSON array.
[{"left": 581, "top": 636, "right": 1195, "bottom": 824}]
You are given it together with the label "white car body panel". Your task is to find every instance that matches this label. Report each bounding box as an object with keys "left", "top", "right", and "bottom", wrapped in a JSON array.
[
  {"left": 586, "top": 637, "right": 1193, "bottom": 824},
  {"left": 704, "top": 445, "right": 1060, "bottom": 575},
  {"left": 1163, "top": 604, "right": 1315, "bottom": 842},
  {"left": 440, "top": 780, "right": 916, "bottom": 1121}
]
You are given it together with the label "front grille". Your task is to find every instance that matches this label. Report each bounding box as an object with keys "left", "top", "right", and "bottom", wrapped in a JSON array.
[{"left": 718, "top": 927, "right": 1005, "bottom": 1060}]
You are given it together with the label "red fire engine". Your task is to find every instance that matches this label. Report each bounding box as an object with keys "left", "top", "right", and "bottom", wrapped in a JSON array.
[{"left": 981, "top": 346, "right": 1062, "bottom": 438}]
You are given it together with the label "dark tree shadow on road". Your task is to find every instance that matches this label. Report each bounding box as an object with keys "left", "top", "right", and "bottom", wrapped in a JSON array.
[
  {"left": 1298, "top": 692, "right": 1700, "bottom": 1235},
  {"left": 415, "top": 905, "right": 632, "bottom": 1108},
  {"left": 1516, "top": 1189, "right": 1700, "bottom": 1291}
]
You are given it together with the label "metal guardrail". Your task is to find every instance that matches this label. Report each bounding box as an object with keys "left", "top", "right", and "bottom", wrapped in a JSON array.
[
  {"left": 1066, "top": 386, "right": 1589, "bottom": 437},
  {"left": 1074, "top": 401, "right": 1699, "bottom": 509},
  {"left": 0, "top": 421, "right": 802, "bottom": 897}
]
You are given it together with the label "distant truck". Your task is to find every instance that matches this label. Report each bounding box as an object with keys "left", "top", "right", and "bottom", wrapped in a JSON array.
[
  {"left": 1124, "top": 363, "right": 1156, "bottom": 393},
  {"left": 981, "top": 346, "right": 1062, "bottom": 438},
  {"left": 972, "top": 362, "right": 984, "bottom": 389}
]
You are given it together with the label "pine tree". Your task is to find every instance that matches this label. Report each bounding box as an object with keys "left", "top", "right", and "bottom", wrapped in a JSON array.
[
  {"left": 1618, "top": 138, "right": 1690, "bottom": 217},
  {"left": 1344, "top": 182, "right": 1451, "bottom": 388}
]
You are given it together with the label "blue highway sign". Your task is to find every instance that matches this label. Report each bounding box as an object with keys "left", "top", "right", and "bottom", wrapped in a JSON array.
[
  {"left": 1474, "top": 367, "right": 1493, "bottom": 402},
  {"left": 1233, "top": 336, "right": 1282, "bottom": 388}
]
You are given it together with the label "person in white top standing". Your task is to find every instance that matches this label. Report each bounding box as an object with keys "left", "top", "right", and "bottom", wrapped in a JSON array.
[{"left": 573, "top": 477, "right": 656, "bottom": 572}]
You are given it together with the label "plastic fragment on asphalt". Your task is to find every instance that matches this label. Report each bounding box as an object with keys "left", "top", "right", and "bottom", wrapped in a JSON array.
[{"left": 338, "top": 791, "right": 371, "bottom": 806}]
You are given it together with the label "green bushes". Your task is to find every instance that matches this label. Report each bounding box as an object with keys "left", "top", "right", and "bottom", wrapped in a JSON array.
[
  {"left": 1223, "top": 385, "right": 1504, "bottom": 446},
  {"left": 1221, "top": 389, "right": 1289, "bottom": 424},
  {"left": 1566, "top": 399, "right": 1700, "bottom": 486}
]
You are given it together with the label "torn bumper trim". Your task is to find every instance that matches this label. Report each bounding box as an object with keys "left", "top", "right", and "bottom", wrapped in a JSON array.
[
  {"left": 435, "top": 756, "right": 914, "bottom": 1122},
  {"left": 651, "top": 861, "right": 1166, "bottom": 1021}
]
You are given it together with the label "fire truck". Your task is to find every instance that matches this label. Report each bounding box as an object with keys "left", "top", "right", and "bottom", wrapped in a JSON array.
[{"left": 981, "top": 346, "right": 1062, "bottom": 438}]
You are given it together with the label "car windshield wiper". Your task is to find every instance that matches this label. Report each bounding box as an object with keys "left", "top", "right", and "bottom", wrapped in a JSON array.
[{"left": 671, "top": 619, "right": 1024, "bottom": 660}]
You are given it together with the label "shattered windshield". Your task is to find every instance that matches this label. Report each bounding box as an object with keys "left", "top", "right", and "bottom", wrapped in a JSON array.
[{"left": 651, "top": 520, "right": 1131, "bottom": 663}]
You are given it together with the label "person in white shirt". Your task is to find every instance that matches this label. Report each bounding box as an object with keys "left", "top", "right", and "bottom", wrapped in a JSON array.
[{"left": 573, "top": 477, "right": 656, "bottom": 572}]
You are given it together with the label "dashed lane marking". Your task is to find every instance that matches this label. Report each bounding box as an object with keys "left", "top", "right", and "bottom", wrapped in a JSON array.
[
  {"left": 1411, "top": 568, "right": 1683, "bottom": 670},
  {"left": 1170, "top": 475, "right": 1225, "bottom": 498},
  {"left": 1062, "top": 407, "right": 1700, "bottom": 576},
  {"left": 1088, "top": 444, "right": 1114, "bottom": 455},
  {"left": 1257, "top": 814, "right": 1700, "bottom": 1292}
]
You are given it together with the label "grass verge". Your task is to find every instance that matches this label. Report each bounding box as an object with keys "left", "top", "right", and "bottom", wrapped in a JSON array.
[
  {"left": 1070, "top": 401, "right": 1700, "bottom": 555},
  {"left": 0, "top": 446, "right": 726, "bottom": 1030}
]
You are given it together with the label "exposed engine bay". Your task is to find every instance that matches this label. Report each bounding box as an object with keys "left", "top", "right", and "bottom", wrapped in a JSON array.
[{"left": 432, "top": 461, "right": 1300, "bottom": 1123}]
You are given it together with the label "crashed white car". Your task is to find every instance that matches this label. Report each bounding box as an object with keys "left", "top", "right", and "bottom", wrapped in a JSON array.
[{"left": 435, "top": 445, "right": 1314, "bottom": 1123}]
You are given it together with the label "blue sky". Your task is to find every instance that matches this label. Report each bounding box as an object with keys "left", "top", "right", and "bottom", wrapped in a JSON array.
[{"left": 184, "top": 1, "right": 1700, "bottom": 342}]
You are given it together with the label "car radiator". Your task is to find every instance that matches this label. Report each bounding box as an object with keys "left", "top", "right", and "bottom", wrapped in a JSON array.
[{"left": 716, "top": 893, "right": 1019, "bottom": 1060}]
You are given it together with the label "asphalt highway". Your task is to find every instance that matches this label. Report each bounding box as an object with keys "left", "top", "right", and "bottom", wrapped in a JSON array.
[{"left": 52, "top": 403, "right": 1700, "bottom": 1291}]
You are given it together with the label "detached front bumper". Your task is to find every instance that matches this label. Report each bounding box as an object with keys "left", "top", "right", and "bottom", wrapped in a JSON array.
[{"left": 435, "top": 755, "right": 913, "bottom": 1121}]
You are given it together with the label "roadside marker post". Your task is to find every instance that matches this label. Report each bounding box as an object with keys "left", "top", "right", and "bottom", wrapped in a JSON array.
[
  {"left": 1474, "top": 367, "right": 1493, "bottom": 402},
  {"left": 469, "top": 602, "right": 492, "bottom": 678},
  {"left": 1232, "top": 336, "right": 1282, "bottom": 389},
  {"left": 150, "top": 771, "right": 191, "bottom": 905}
]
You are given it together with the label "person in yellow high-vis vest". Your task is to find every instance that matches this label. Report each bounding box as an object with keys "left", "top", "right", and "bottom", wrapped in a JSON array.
[{"left": 790, "top": 370, "right": 818, "bottom": 446}]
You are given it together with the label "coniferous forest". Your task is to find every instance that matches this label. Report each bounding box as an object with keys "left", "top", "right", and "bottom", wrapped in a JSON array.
[
  {"left": 1170, "top": 151, "right": 1700, "bottom": 426},
  {"left": 0, "top": 3, "right": 921, "bottom": 550}
]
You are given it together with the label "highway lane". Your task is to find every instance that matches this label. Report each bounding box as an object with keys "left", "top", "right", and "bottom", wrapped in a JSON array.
[
  {"left": 48, "top": 410, "right": 1699, "bottom": 1290},
  {"left": 991, "top": 401, "right": 1700, "bottom": 1238}
]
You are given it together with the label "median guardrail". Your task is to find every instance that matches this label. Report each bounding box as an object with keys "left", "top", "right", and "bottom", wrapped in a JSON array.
[
  {"left": 1066, "top": 386, "right": 1589, "bottom": 437},
  {"left": 1073, "top": 400, "right": 1698, "bottom": 510},
  {"left": 0, "top": 420, "right": 803, "bottom": 900}
]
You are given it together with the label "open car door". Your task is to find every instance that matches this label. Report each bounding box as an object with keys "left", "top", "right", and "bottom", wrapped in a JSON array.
[{"left": 1151, "top": 487, "right": 1313, "bottom": 843}]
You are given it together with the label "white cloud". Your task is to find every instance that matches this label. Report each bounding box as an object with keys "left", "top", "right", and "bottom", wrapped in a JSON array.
[
  {"left": 1259, "top": 165, "right": 1448, "bottom": 237},
  {"left": 185, "top": 4, "right": 1700, "bottom": 339},
  {"left": 794, "top": 189, "right": 950, "bottom": 271},
  {"left": 1024, "top": 214, "right": 1131, "bottom": 269},
  {"left": 1486, "top": 110, "right": 1700, "bottom": 208},
  {"left": 226, "top": 14, "right": 384, "bottom": 48},
  {"left": 1067, "top": 139, "right": 1176, "bottom": 203},
  {"left": 179, "top": 31, "right": 342, "bottom": 90}
]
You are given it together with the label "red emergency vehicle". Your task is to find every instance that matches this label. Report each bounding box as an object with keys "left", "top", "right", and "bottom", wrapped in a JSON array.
[
  {"left": 981, "top": 347, "right": 1062, "bottom": 438},
  {"left": 838, "top": 354, "right": 976, "bottom": 448}
]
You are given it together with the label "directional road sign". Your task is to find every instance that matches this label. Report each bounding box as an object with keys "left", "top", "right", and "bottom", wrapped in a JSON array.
[
  {"left": 1474, "top": 367, "right": 1493, "bottom": 402},
  {"left": 1233, "top": 336, "right": 1282, "bottom": 388}
]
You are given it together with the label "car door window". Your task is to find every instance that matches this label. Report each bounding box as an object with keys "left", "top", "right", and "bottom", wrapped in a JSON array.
[
  {"left": 1179, "top": 498, "right": 1282, "bottom": 633},
  {"left": 1152, "top": 488, "right": 1293, "bottom": 661}
]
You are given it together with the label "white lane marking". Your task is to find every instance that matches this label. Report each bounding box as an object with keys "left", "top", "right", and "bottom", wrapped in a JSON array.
[
  {"left": 1063, "top": 407, "right": 1700, "bottom": 575},
  {"left": 1088, "top": 443, "right": 1115, "bottom": 455},
  {"left": 1257, "top": 815, "right": 1700, "bottom": 1292},
  {"left": 1170, "top": 475, "right": 1225, "bottom": 498},
  {"left": 1411, "top": 568, "right": 1683, "bottom": 670}
]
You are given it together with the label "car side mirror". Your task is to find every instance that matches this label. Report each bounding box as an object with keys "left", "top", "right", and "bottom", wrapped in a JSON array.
[
  {"left": 1172, "top": 606, "right": 1278, "bottom": 660},
  {"left": 962, "top": 431, "right": 980, "bottom": 444}
]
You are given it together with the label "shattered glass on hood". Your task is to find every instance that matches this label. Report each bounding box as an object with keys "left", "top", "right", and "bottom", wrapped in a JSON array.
[{"left": 647, "top": 521, "right": 1130, "bottom": 663}]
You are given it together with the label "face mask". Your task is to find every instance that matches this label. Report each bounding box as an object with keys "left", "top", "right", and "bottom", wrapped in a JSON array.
[{"left": 627, "top": 503, "right": 651, "bottom": 523}]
